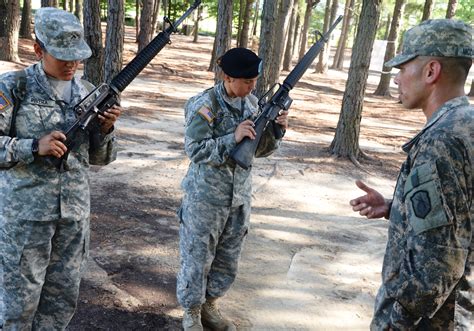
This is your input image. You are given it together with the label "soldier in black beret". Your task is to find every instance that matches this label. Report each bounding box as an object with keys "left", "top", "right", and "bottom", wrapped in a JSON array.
[{"left": 177, "top": 48, "right": 288, "bottom": 330}]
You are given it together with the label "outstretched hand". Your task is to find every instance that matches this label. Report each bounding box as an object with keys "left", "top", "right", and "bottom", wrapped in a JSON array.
[{"left": 350, "top": 180, "right": 390, "bottom": 219}]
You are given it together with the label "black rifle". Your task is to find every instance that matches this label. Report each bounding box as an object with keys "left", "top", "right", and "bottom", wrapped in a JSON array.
[
  {"left": 230, "top": 15, "right": 343, "bottom": 170},
  {"left": 50, "top": 0, "right": 201, "bottom": 171}
]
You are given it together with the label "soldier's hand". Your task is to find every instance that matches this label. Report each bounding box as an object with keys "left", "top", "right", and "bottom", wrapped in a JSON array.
[
  {"left": 99, "top": 105, "right": 122, "bottom": 134},
  {"left": 350, "top": 180, "right": 390, "bottom": 219},
  {"left": 275, "top": 110, "right": 289, "bottom": 130},
  {"left": 38, "top": 131, "right": 67, "bottom": 158},
  {"left": 235, "top": 119, "right": 256, "bottom": 143}
]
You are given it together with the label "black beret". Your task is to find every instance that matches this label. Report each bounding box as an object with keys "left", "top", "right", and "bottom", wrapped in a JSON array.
[{"left": 218, "top": 48, "right": 262, "bottom": 79}]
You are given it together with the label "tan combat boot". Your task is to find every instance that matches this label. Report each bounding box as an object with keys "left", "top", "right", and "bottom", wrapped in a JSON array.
[
  {"left": 201, "top": 297, "right": 236, "bottom": 331},
  {"left": 182, "top": 306, "right": 203, "bottom": 331}
]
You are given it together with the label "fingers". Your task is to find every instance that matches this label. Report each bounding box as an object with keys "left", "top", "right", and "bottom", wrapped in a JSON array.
[
  {"left": 38, "top": 131, "right": 67, "bottom": 158},
  {"left": 355, "top": 180, "right": 372, "bottom": 194}
]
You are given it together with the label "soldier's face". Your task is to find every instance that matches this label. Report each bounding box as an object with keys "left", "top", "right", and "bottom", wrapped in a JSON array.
[
  {"left": 224, "top": 76, "right": 258, "bottom": 98},
  {"left": 34, "top": 42, "right": 79, "bottom": 81},
  {"left": 394, "top": 58, "right": 429, "bottom": 110}
]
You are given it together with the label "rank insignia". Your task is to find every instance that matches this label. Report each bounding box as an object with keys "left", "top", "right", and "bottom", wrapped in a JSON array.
[
  {"left": 411, "top": 190, "right": 431, "bottom": 218},
  {"left": 0, "top": 92, "right": 12, "bottom": 111},
  {"left": 197, "top": 106, "right": 214, "bottom": 123}
]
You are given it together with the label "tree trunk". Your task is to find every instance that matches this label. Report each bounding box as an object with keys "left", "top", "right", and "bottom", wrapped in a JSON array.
[
  {"left": 421, "top": 0, "right": 433, "bottom": 21},
  {"left": 445, "top": 0, "right": 457, "bottom": 18},
  {"left": 41, "top": 0, "right": 58, "bottom": 6},
  {"left": 104, "top": 0, "right": 124, "bottom": 84},
  {"left": 63, "top": 0, "right": 67, "bottom": 11},
  {"left": 236, "top": 0, "right": 245, "bottom": 47},
  {"left": 208, "top": 0, "right": 233, "bottom": 80},
  {"left": 138, "top": 0, "right": 153, "bottom": 52},
  {"left": 136, "top": 0, "right": 141, "bottom": 41},
  {"left": 298, "top": 0, "right": 318, "bottom": 61},
  {"left": 69, "top": 0, "right": 74, "bottom": 12},
  {"left": 75, "top": 0, "right": 83, "bottom": 23},
  {"left": 373, "top": 0, "right": 405, "bottom": 96},
  {"left": 282, "top": 0, "right": 299, "bottom": 71},
  {"left": 331, "top": 0, "right": 354, "bottom": 70},
  {"left": 83, "top": 0, "right": 103, "bottom": 85},
  {"left": 271, "top": 0, "right": 292, "bottom": 81},
  {"left": 292, "top": 9, "right": 301, "bottom": 58},
  {"left": 193, "top": 5, "right": 203, "bottom": 43},
  {"left": 249, "top": 0, "right": 260, "bottom": 51},
  {"left": 0, "top": 0, "right": 6, "bottom": 38},
  {"left": 151, "top": 0, "right": 161, "bottom": 35},
  {"left": 238, "top": 0, "right": 255, "bottom": 48},
  {"left": 20, "top": 0, "right": 33, "bottom": 39},
  {"left": 314, "top": 0, "right": 332, "bottom": 73},
  {"left": 468, "top": 79, "right": 474, "bottom": 97},
  {"left": 383, "top": 13, "right": 390, "bottom": 40},
  {"left": 256, "top": 0, "right": 279, "bottom": 96},
  {"left": 0, "top": 0, "right": 20, "bottom": 62},
  {"left": 330, "top": 0, "right": 381, "bottom": 159}
]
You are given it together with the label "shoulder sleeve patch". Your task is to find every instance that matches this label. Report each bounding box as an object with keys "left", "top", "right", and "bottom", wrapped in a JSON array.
[
  {"left": 197, "top": 106, "right": 215, "bottom": 124},
  {"left": 0, "top": 92, "right": 12, "bottom": 111}
]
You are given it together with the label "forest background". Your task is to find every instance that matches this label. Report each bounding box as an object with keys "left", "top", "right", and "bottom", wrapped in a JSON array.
[{"left": 0, "top": 0, "right": 473, "bottom": 329}]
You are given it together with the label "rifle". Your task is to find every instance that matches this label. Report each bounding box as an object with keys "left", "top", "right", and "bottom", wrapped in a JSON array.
[
  {"left": 230, "top": 15, "right": 343, "bottom": 170},
  {"left": 49, "top": 0, "right": 201, "bottom": 171}
]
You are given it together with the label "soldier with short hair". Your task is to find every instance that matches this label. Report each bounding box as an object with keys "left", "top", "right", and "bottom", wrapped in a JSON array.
[
  {"left": 350, "top": 19, "right": 473, "bottom": 329},
  {"left": 0, "top": 8, "right": 121, "bottom": 330},
  {"left": 177, "top": 48, "right": 289, "bottom": 330}
]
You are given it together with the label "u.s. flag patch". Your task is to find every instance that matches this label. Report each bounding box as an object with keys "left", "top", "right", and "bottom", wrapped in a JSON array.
[
  {"left": 0, "top": 92, "right": 11, "bottom": 111},
  {"left": 198, "top": 106, "right": 214, "bottom": 123}
]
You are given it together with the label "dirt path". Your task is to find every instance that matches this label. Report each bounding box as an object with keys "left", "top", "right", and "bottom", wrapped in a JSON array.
[{"left": 3, "top": 32, "right": 465, "bottom": 330}]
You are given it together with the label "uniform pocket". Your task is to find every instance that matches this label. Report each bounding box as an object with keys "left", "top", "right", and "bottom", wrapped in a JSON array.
[{"left": 404, "top": 163, "right": 451, "bottom": 235}]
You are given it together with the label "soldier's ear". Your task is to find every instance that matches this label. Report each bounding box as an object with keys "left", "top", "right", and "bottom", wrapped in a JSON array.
[
  {"left": 33, "top": 42, "right": 44, "bottom": 60},
  {"left": 425, "top": 60, "right": 442, "bottom": 84}
]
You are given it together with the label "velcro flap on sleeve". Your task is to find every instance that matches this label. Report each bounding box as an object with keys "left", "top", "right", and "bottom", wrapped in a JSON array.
[{"left": 404, "top": 163, "right": 451, "bottom": 235}]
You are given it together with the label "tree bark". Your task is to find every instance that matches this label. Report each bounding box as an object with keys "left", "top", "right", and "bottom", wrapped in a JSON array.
[
  {"left": 20, "top": 0, "right": 33, "bottom": 39},
  {"left": 236, "top": 0, "right": 245, "bottom": 47},
  {"left": 445, "top": 0, "right": 457, "bottom": 18},
  {"left": 104, "top": 0, "right": 124, "bottom": 84},
  {"left": 256, "top": 0, "right": 279, "bottom": 96},
  {"left": 298, "top": 0, "right": 319, "bottom": 61},
  {"left": 208, "top": 0, "right": 233, "bottom": 81},
  {"left": 138, "top": 0, "right": 153, "bottom": 52},
  {"left": 314, "top": 0, "right": 332, "bottom": 73},
  {"left": 468, "top": 79, "right": 474, "bottom": 97},
  {"left": 83, "top": 0, "right": 103, "bottom": 85},
  {"left": 136, "top": 0, "right": 141, "bottom": 41},
  {"left": 0, "top": 0, "right": 6, "bottom": 38},
  {"left": 238, "top": 0, "right": 255, "bottom": 48},
  {"left": 193, "top": 4, "right": 203, "bottom": 43},
  {"left": 330, "top": 0, "right": 381, "bottom": 159},
  {"left": 421, "top": 0, "right": 433, "bottom": 21},
  {"left": 331, "top": 0, "right": 354, "bottom": 70},
  {"left": 75, "top": 0, "right": 83, "bottom": 23},
  {"left": 271, "top": 0, "right": 293, "bottom": 81},
  {"left": 373, "top": 0, "right": 405, "bottom": 96},
  {"left": 41, "top": 0, "right": 58, "bottom": 6},
  {"left": 151, "top": 0, "right": 161, "bottom": 35},
  {"left": 282, "top": 0, "right": 299, "bottom": 71},
  {"left": 0, "top": 0, "right": 20, "bottom": 62}
]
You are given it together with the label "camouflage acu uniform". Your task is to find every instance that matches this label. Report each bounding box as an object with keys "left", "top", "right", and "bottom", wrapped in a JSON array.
[
  {"left": 371, "top": 19, "right": 473, "bottom": 330},
  {"left": 0, "top": 9, "right": 116, "bottom": 331},
  {"left": 177, "top": 82, "right": 281, "bottom": 308},
  {"left": 372, "top": 97, "right": 473, "bottom": 330}
]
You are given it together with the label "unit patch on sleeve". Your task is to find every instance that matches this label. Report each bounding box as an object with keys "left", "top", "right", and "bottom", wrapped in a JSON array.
[
  {"left": 0, "top": 92, "right": 12, "bottom": 111},
  {"left": 197, "top": 106, "right": 215, "bottom": 124}
]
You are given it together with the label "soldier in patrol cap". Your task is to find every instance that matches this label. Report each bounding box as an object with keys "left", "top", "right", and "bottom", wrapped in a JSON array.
[
  {"left": 350, "top": 19, "right": 473, "bottom": 329},
  {"left": 0, "top": 7, "right": 121, "bottom": 330},
  {"left": 177, "top": 48, "right": 289, "bottom": 330}
]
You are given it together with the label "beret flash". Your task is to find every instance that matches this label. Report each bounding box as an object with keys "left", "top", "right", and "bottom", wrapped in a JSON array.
[{"left": 218, "top": 48, "right": 262, "bottom": 79}]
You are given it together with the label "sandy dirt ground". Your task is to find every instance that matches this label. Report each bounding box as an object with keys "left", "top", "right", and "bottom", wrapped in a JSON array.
[{"left": 1, "top": 30, "right": 472, "bottom": 330}]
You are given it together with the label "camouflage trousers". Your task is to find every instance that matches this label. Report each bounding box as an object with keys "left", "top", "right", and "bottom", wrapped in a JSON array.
[
  {"left": 0, "top": 217, "right": 89, "bottom": 331},
  {"left": 176, "top": 199, "right": 250, "bottom": 308}
]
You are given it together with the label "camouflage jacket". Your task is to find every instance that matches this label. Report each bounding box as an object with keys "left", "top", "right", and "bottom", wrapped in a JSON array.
[
  {"left": 372, "top": 96, "right": 473, "bottom": 330},
  {"left": 181, "top": 82, "right": 281, "bottom": 207},
  {"left": 0, "top": 62, "right": 117, "bottom": 222}
]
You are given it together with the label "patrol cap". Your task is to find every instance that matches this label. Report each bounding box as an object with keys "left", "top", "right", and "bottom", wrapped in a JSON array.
[
  {"left": 385, "top": 19, "right": 473, "bottom": 68},
  {"left": 218, "top": 48, "right": 262, "bottom": 78},
  {"left": 34, "top": 7, "right": 92, "bottom": 61}
]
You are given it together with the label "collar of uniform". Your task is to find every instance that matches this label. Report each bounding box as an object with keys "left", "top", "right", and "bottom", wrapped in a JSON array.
[
  {"left": 34, "top": 61, "right": 81, "bottom": 103},
  {"left": 216, "top": 81, "right": 244, "bottom": 111},
  {"left": 402, "top": 96, "right": 470, "bottom": 153}
]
